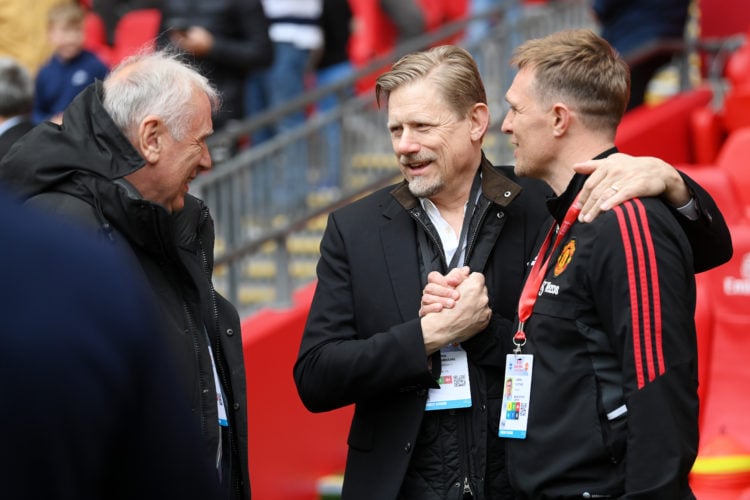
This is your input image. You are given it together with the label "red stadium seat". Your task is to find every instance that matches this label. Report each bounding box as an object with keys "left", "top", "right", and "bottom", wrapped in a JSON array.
[
  {"left": 691, "top": 105, "right": 726, "bottom": 165},
  {"left": 690, "top": 222, "right": 750, "bottom": 497},
  {"left": 717, "top": 127, "right": 750, "bottom": 219},
  {"left": 689, "top": 89, "right": 750, "bottom": 164},
  {"left": 725, "top": 39, "right": 750, "bottom": 90},
  {"left": 696, "top": 222, "right": 750, "bottom": 449},
  {"left": 616, "top": 86, "right": 713, "bottom": 165},
  {"left": 722, "top": 92, "right": 750, "bottom": 133},
  {"left": 676, "top": 163, "right": 745, "bottom": 226},
  {"left": 694, "top": 276, "right": 713, "bottom": 421},
  {"left": 111, "top": 8, "right": 161, "bottom": 66},
  {"left": 699, "top": 0, "right": 750, "bottom": 41},
  {"left": 697, "top": 0, "right": 750, "bottom": 78},
  {"left": 348, "top": 0, "right": 468, "bottom": 94},
  {"left": 83, "top": 10, "right": 115, "bottom": 67}
]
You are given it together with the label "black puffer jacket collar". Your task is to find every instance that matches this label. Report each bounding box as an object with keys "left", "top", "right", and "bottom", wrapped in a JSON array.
[
  {"left": 0, "top": 81, "right": 144, "bottom": 199},
  {"left": 0, "top": 80, "right": 208, "bottom": 262}
]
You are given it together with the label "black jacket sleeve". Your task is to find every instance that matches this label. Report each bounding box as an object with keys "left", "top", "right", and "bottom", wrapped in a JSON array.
[{"left": 674, "top": 170, "right": 733, "bottom": 273}]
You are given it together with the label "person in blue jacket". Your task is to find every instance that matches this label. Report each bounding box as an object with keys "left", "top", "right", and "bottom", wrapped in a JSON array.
[{"left": 33, "top": 2, "right": 109, "bottom": 124}]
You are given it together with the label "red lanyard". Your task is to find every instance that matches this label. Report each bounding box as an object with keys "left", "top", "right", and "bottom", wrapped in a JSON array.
[{"left": 514, "top": 194, "right": 581, "bottom": 353}]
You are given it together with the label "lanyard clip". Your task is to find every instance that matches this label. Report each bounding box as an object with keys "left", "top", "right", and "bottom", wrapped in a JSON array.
[{"left": 513, "top": 323, "right": 527, "bottom": 354}]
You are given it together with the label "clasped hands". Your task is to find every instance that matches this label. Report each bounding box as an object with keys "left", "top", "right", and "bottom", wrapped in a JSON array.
[{"left": 420, "top": 267, "right": 491, "bottom": 355}]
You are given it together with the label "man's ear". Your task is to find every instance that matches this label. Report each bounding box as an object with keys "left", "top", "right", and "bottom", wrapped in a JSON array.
[
  {"left": 551, "top": 103, "right": 571, "bottom": 137},
  {"left": 469, "top": 102, "right": 490, "bottom": 142},
  {"left": 137, "top": 116, "right": 163, "bottom": 163}
]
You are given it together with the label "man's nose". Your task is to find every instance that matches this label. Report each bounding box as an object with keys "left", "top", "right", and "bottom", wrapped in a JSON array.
[
  {"left": 200, "top": 144, "right": 212, "bottom": 171},
  {"left": 500, "top": 112, "right": 513, "bottom": 134},
  {"left": 395, "top": 129, "right": 420, "bottom": 155}
]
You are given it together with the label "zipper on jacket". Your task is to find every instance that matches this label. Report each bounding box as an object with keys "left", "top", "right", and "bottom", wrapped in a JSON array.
[
  {"left": 458, "top": 407, "right": 476, "bottom": 499},
  {"left": 197, "top": 206, "right": 244, "bottom": 499},
  {"left": 412, "top": 205, "right": 488, "bottom": 500},
  {"left": 411, "top": 209, "right": 449, "bottom": 271},
  {"left": 184, "top": 301, "right": 209, "bottom": 438},
  {"left": 463, "top": 476, "right": 474, "bottom": 497},
  {"left": 463, "top": 200, "right": 492, "bottom": 264},
  {"left": 411, "top": 194, "right": 494, "bottom": 272}
]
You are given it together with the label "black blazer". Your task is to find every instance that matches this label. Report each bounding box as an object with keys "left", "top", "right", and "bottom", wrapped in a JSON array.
[{"left": 294, "top": 162, "right": 571, "bottom": 499}]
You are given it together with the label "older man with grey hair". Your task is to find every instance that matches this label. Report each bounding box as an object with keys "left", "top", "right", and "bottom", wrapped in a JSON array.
[{"left": 0, "top": 50, "right": 250, "bottom": 500}]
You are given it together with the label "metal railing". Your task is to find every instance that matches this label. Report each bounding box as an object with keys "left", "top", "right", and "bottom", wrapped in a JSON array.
[{"left": 192, "top": 0, "right": 595, "bottom": 316}]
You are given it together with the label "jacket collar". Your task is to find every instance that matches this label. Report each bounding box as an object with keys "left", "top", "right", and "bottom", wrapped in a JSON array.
[{"left": 546, "top": 147, "right": 618, "bottom": 224}]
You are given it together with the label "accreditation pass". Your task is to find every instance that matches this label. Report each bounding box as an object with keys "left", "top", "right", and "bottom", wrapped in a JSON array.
[
  {"left": 498, "top": 354, "right": 533, "bottom": 438},
  {"left": 425, "top": 344, "right": 472, "bottom": 411}
]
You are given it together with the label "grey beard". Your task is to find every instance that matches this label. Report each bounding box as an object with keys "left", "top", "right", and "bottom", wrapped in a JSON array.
[{"left": 408, "top": 176, "right": 443, "bottom": 198}]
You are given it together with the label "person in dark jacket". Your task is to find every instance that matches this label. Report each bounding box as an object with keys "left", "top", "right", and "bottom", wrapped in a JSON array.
[
  {"left": 0, "top": 56, "right": 34, "bottom": 159},
  {"left": 0, "top": 187, "right": 222, "bottom": 500},
  {"left": 294, "top": 44, "right": 731, "bottom": 499},
  {"left": 157, "top": 0, "right": 273, "bottom": 130},
  {"left": 425, "top": 29, "right": 721, "bottom": 498},
  {"left": 499, "top": 27, "right": 700, "bottom": 498},
  {"left": 593, "top": 0, "right": 690, "bottom": 110},
  {"left": 0, "top": 50, "right": 250, "bottom": 500}
]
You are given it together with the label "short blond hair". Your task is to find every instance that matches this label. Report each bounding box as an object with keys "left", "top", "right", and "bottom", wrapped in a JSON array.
[
  {"left": 510, "top": 29, "right": 630, "bottom": 132},
  {"left": 48, "top": 2, "right": 84, "bottom": 28},
  {"left": 375, "top": 45, "right": 487, "bottom": 120}
]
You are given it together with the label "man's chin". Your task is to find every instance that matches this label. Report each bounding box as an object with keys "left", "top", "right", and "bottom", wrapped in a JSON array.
[
  {"left": 167, "top": 197, "right": 186, "bottom": 213},
  {"left": 408, "top": 178, "right": 442, "bottom": 199},
  {"left": 408, "top": 185, "right": 439, "bottom": 199}
]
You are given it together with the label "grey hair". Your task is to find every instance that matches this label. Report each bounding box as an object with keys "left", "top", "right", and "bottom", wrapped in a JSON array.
[
  {"left": 0, "top": 57, "right": 33, "bottom": 117},
  {"left": 102, "top": 50, "right": 220, "bottom": 142}
]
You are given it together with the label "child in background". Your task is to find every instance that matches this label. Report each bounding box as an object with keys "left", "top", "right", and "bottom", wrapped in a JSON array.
[{"left": 33, "top": 2, "right": 109, "bottom": 124}]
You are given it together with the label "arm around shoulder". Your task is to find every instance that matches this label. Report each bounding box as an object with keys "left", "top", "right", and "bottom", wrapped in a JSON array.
[{"left": 675, "top": 170, "right": 733, "bottom": 273}]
